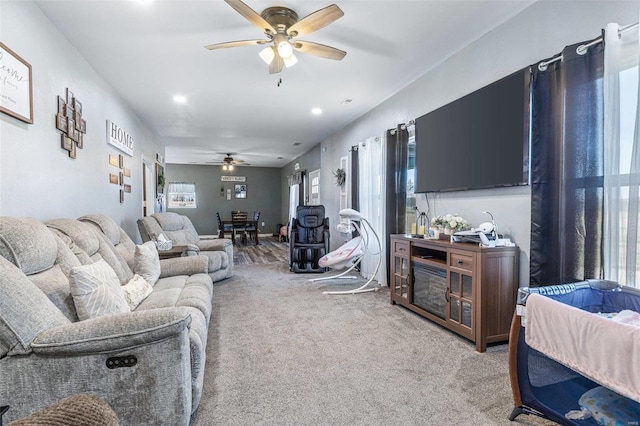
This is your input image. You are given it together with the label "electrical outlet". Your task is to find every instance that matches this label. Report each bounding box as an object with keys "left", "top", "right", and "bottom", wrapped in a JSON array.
[{"left": 261, "top": 221, "right": 265, "bottom": 226}]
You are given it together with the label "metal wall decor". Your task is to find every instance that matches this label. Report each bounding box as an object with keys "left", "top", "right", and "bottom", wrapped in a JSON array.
[
  {"left": 108, "top": 152, "right": 130, "bottom": 203},
  {"left": 55, "top": 88, "right": 87, "bottom": 158}
]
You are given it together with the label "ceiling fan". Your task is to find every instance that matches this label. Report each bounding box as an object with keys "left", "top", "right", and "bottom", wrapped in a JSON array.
[
  {"left": 208, "top": 153, "right": 248, "bottom": 170},
  {"left": 205, "top": 0, "right": 346, "bottom": 74}
]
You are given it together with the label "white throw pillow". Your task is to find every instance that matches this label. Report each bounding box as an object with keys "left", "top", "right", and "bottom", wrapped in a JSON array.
[
  {"left": 69, "top": 260, "right": 131, "bottom": 321},
  {"left": 134, "top": 241, "right": 161, "bottom": 286},
  {"left": 121, "top": 274, "right": 153, "bottom": 310}
]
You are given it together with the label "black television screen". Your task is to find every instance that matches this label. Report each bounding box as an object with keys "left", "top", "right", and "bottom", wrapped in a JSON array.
[{"left": 415, "top": 69, "right": 530, "bottom": 193}]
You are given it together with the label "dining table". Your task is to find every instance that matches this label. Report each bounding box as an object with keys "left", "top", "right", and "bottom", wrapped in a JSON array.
[{"left": 219, "top": 219, "right": 259, "bottom": 245}]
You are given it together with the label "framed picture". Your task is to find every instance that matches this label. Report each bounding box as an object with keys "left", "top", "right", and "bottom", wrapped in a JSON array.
[
  {"left": 57, "top": 96, "right": 66, "bottom": 114},
  {"left": 65, "top": 105, "right": 74, "bottom": 117},
  {"left": 61, "top": 134, "right": 73, "bottom": 151},
  {"left": 0, "top": 43, "right": 33, "bottom": 124},
  {"left": 69, "top": 141, "right": 77, "bottom": 159},
  {"left": 73, "top": 98, "right": 82, "bottom": 115},
  {"left": 74, "top": 112, "right": 82, "bottom": 128},
  {"left": 123, "top": 167, "right": 131, "bottom": 177},
  {"left": 67, "top": 117, "right": 75, "bottom": 135},
  {"left": 120, "top": 189, "right": 124, "bottom": 204},
  {"left": 155, "top": 163, "right": 164, "bottom": 197},
  {"left": 80, "top": 118, "right": 86, "bottom": 133},
  {"left": 235, "top": 184, "right": 247, "bottom": 199},
  {"left": 76, "top": 132, "right": 83, "bottom": 149},
  {"left": 109, "top": 173, "right": 119, "bottom": 184},
  {"left": 56, "top": 114, "right": 68, "bottom": 132},
  {"left": 119, "top": 171, "right": 124, "bottom": 186},
  {"left": 119, "top": 154, "right": 124, "bottom": 169},
  {"left": 124, "top": 184, "right": 131, "bottom": 193},
  {"left": 66, "top": 88, "right": 74, "bottom": 104},
  {"left": 109, "top": 154, "right": 119, "bottom": 167}
]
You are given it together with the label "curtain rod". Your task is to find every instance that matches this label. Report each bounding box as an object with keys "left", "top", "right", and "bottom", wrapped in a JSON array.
[{"left": 538, "top": 21, "right": 639, "bottom": 71}]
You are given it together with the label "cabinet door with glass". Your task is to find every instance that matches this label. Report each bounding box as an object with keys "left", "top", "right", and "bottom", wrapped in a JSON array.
[
  {"left": 391, "top": 238, "right": 411, "bottom": 303},
  {"left": 447, "top": 252, "right": 474, "bottom": 339}
]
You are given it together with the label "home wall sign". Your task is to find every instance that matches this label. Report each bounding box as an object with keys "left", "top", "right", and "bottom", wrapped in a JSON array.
[
  {"left": 55, "top": 88, "right": 86, "bottom": 158},
  {"left": 0, "top": 42, "right": 33, "bottom": 124},
  {"left": 106, "top": 120, "right": 134, "bottom": 156},
  {"left": 221, "top": 176, "right": 246, "bottom": 182}
]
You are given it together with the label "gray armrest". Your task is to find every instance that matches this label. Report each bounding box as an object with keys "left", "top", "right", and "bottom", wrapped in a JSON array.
[
  {"left": 159, "top": 255, "right": 208, "bottom": 278},
  {"left": 184, "top": 243, "right": 200, "bottom": 256},
  {"left": 31, "top": 308, "right": 191, "bottom": 355},
  {"left": 196, "top": 239, "right": 231, "bottom": 252}
]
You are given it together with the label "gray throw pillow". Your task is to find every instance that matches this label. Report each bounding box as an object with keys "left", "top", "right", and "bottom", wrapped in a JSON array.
[
  {"left": 134, "top": 241, "right": 161, "bottom": 286},
  {"left": 69, "top": 260, "right": 130, "bottom": 320}
]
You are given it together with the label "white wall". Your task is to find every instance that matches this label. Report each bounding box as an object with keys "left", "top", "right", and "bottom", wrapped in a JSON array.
[
  {"left": 320, "top": 1, "right": 638, "bottom": 286},
  {"left": 0, "top": 1, "right": 164, "bottom": 240}
]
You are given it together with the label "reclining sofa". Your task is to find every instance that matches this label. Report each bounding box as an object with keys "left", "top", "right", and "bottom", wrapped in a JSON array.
[
  {"left": 137, "top": 212, "right": 233, "bottom": 282},
  {"left": 0, "top": 215, "right": 214, "bottom": 425}
]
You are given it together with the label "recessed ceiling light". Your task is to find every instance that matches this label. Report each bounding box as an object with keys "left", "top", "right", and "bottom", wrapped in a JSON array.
[
  {"left": 311, "top": 108, "right": 322, "bottom": 115},
  {"left": 173, "top": 95, "right": 187, "bottom": 103},
  {"left": 293, "top": 142, "right": 301, "bottom": 146},
  {"left": 341, "top": 99, "right": 353, "bottom": 105}
]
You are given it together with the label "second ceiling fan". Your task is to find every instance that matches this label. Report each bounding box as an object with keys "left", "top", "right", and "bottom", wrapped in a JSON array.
[{"left": 205, "top": 0, "right": 346, "bottom": 74}]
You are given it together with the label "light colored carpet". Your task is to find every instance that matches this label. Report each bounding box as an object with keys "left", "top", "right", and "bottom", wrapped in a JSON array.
[{"left": 194, "top": 261, "right": 556, "bottom": 426}]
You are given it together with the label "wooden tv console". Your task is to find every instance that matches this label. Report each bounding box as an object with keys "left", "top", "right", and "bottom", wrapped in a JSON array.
[{"left": 390, "top": 235, "right": 519, "bottom": 352}]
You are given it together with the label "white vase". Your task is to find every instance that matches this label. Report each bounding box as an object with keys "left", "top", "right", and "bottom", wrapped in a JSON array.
[{"left": 444, "top": 226, "right": 453, "bottom": 235}]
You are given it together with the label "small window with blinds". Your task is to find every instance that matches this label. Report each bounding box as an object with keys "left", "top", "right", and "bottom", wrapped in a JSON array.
[{"left": 167, "top": 182, "right": 197, "bottom": 208}]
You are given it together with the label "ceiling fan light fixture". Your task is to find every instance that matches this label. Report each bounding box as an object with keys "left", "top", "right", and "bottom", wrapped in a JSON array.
[
  {"left": 277, "top": 40, "right": 293, "bottom": 59},
  {"left": 228, "top": 164, "right": 234, "bottom": 171},
  {"left": 283, "top": 53, "right": 298, "bottom": 68},
  {"left": 259, "top": 46, "right": 275, "bottom": 65},
  {"left": 222, "top": 164, "right": 228, "bottom": 171}
]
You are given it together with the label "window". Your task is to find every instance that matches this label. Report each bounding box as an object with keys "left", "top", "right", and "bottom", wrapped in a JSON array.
[
  {"left": 604, "top": 64, "right": 639, "bottom": 285},
  {"left": 167, "top": 182, "right": 196, "bottom": 208},
  {"left": 339, "top": 156, "right": 348, "bottom": 210},
  {"left": 603, "top": 22, "right": 640, "bottom": 286},
  {"left": 405, "top": 126, "right": 416, "bottom": 233}
]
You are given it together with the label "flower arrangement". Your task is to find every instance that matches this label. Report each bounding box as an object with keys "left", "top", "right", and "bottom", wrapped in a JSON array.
[
  {"left": 431, "top": 214, "right": 469, "bottom": 232},
  {"left": 333, "top": 168, "right": 346, "bottom": 186}
]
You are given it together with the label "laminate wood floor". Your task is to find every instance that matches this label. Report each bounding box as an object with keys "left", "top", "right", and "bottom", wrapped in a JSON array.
[{"left": 232, "top": 236, "right": 289, "bottom": 265}]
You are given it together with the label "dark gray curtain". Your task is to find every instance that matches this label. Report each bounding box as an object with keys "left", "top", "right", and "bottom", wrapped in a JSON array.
[
  {"left": 529, "top": 37, "right": 604, "bottom": 287},
  {"left": 288, "top": 170, "right": 305, "bottom": 206},
  {"left": 350, "top": 146, "right": 359, "bottom": 211},
  {"left": 384, "top": 125, "right": 409, "bottom": 284}
]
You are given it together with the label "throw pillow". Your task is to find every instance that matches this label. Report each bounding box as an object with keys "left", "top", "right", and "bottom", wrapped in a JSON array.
[
  {"left": 121, "top": 274, "right": 153, "bottom": 310},
  {"left": 134, "top": 241, "right": 161, "bottom": 286},
  {"left": 69, "top": 260, "right": 130, "bottom": 321}
]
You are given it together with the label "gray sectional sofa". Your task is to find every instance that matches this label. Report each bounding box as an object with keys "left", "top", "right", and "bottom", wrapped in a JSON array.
[
  {"left": 0, "top": 215, "right": 216, "bottom": 425},
  {"left": 137, "top": 212, "right": 233, "bottom": 282}
]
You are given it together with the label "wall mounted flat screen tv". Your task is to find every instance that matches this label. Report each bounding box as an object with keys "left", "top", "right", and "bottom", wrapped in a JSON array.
[{"left": 415, "top": 69, "right": 530, "bottom": 193}]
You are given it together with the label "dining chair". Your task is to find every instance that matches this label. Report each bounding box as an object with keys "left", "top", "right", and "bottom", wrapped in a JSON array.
[
  {"left": 216, "top": 212, "right": 234, "bottom": 239},
  {"left": 231, "top": 211, "right": 248, "bottom": 245},
  {"left": 246, "top": 211, "right": 260, "bottom": 242}
]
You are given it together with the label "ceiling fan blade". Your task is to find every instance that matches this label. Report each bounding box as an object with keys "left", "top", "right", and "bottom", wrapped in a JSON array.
[
  {"left": 224, "top": 0, "right": 276, "bottom": 35},
  {"left": 287, "top": 4, "right": 344, "bottom": 38},
  {"left": 204, "top": 39, "right": 267, "bottom": 50},
  {"left": 293, "top": 41, "right": 346, "bottom": 60},
  {"left": 269, "top": 54, "right": 284, "bottom": 74}
]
